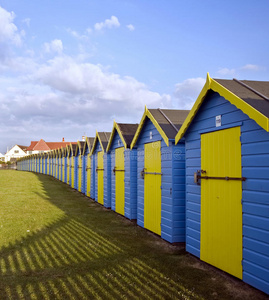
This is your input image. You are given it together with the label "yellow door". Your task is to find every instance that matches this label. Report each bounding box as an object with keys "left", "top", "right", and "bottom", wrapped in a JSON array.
[
  {"left": 86, "top": 154, "right": 91, "bottom": 197},
  {"left": 59, "top": 157, "right": 62, "bottom": 180},
  {"left": 97, "top": 151, "right": 104, "bottom": 205},
  {"left": 62, "top": 157, "right": 65, "bottom": 182},
  {"left": 115, "top": 147, "right": 125, "bottom": 215},
  {"left": 67, "top": 157, "right": 70, "bottom": 184},
  {"left": 78, "top": 155, "right": 82, "bottom": 192},
  {"left": 200, "top": 127, "right": 242, "bottom": 279},
  {"left": 71, "top": 157, "right": 75, "bottom": 188},
  {"left": 144, "top": 141, "right": 162, "bottom": 235}
]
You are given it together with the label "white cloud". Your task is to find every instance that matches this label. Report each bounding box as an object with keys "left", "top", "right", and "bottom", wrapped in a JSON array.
[
  {"left": 127, "top": 24, "right": 135, "bottom": 31},
  {"left": 94, "top": 16, "right": 120, "bottom": 31},
  {"left": 0, "top": 6, "right": 22, "bottom": 46},
  {"left": 22, "top": 18, "right": 30, "bottom": 27},
  {"left": 240, "top": 64, "right": 264, "bottom": 71},
  {"left": 174, "top": 77, "right": 205, "bottom": 109},
  {"left": 217, "top": 64, "right": 266, "bottom": 76},
  {"left": 44, "top": 39, "right": 63, "bottom": 54},
  {"left": 217, "top": 68, "right": 236, "bottom": 76}
]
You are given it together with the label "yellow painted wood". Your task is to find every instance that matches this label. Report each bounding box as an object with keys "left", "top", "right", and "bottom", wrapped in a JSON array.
[
  {"left": 175, "top": 73, "right": 269, "bottom": 144},
  {"left": 115, "top": 147, "right": 125, "bottom": 215},
  {"left": 47, "top": 158, "right": 49, "bottom": 175},
  {"left": 71, "top": 157, "right": 75, "bottom": 188},
  {"left": 86, "top": 154, "right": 91, "bottom": 197},
  {"left": 62, "top": 157, "right": 65, "bottom": 182},
  {"left": 200, "top": 126, "right": 242, "bottom": 279},
  {"left": 67, "top": 157, "right": 70, "bottom": 184},
  {"left": 78, "top": 155, "right": 82, "bottom": 192},
  {"left": 131, "top": 107, "right": 169, "bottom": 149},
  {"left": 97, "top": 151, "right": 104, "bottom": 204},
  {"left": 144, "top": 141, "right": 162, "bottom": 235}
]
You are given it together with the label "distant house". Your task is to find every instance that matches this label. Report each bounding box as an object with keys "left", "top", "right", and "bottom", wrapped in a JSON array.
[
  {"left": 5, "top": 145, "right": 27, "bottom": 162},
  {"left": 0, "top": 153, "right": 5, "bottom": 162},
  {"left": 26, "top": 138, "right": 76, "bottom": 155}
]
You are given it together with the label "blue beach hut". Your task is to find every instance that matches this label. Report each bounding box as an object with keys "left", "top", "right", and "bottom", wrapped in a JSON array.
[
  {"left": 106, "top": 121, "right": 138, "bottom": 219},
  {"left": 83, "top": 137, "right": 95, "bottom": 198},
  {"left": 175, "top": 74, "right": 269, "bottom": 294},
  {"left": 131, "top": 107, "right": 189, "bottom": 243},
  {"left": 90, "top": 131, "right": 111, "bottom": 207}
]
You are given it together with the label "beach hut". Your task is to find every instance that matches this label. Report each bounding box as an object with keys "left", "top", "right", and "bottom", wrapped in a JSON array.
[
  {"left": 48, "top": 151, "right": 53, "bottom": 176},
  {"left": 66, "top": 144, "right": 71, "bottom": 185},
  {"left": 83, "top": 137, "right": 95, "bottom": 198},
  {"left": 69, "top": 144, "right": 77, "bottom": 189},
  {"left": 131, "top": 107, "right": 189, "bottom": 243},
  {"left": 90, "top": 132, "right": 111, "bottom": 207},
  {"left": 61, "top": 147, "right": 66, "bottom": 182},
  {"left": 76, "top": 141, "right": 86, "bottom": 193},
  {"left": 175, "top": 74, "right": 269, "bottom": 294},
  {"left": 106, "top": 121, "right": 138, "bottom": 219},
  {"left": 53, "top": 149, "right": 57, "bottom": 178}
]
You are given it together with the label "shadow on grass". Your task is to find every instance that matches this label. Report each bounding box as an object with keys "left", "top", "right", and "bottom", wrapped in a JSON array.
[{"left": 0, "top": 173, "right": 267, "bottom": 299}]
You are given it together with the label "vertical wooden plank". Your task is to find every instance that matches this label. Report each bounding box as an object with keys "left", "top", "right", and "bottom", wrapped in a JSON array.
[
  {"left": 115, "top": 147, "right": 125, "bottom": 215},
  {"left": 98, "top": 151, "right": 104, "bottom": 205},
  {"left": 87, "top": 154, "right": 91, "bottom": 197},
  {"left": 201, "top": 126, "right": 242, "bottom": 279},
  {"left": 144, "top": 141, "right": 161, "bottom": 235}
]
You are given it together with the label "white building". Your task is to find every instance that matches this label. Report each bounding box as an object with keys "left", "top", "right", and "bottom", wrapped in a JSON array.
[
  {"left": 0, "top": 153, "right": 5, "bottom": 162},
  {"left": 5, "top": 145, "right": 27, "bottom": 162}
]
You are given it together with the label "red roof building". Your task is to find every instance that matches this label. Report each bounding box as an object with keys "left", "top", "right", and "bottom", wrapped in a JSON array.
[{"left": 26, "top": 139, "right": 77, "bottom": 154}]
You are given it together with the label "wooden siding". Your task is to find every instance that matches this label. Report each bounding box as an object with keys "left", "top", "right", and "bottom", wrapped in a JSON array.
[
  {"left": 109, "top": 131, "right": 125, "bottom": 212},
  {"left": 135, "top": 118, "right": 186, "bottom": 243},
  {"left": 103, "top": 152, "right": 111, "bottom": 208},
  {"left": 185, "top": 90, "right": 269, "bottom": 294}
]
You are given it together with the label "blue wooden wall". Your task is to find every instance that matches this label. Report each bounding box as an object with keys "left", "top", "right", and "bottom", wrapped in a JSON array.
[
  {"left": 93, "top": 139, "right": 103, "bottom": 203},
  {"left": 184, "top": 90, "right": 269, "bottom": 294},
  {"left": 108, "top": 131, "right": 138, "bottom": 219},
  {"left": 135, "top": 117, "right": 186, "bottom": 243},
  {"left": 103, "top": 152, "right": 111, "bottom": 208}
]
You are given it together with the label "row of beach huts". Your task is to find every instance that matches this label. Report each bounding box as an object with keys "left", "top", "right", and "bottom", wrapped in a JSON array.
[{"left": 17, "top": 74, "right": 269, "bottom": 295}]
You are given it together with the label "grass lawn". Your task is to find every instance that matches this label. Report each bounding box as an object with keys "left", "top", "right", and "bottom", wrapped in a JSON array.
[{"left": 0, "top": 170, "right": 267, "bottom": 300}]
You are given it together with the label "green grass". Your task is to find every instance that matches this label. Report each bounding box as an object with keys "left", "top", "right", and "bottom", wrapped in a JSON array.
[{"left": 0, "top": 170, "right": 267, "bottom": 300}]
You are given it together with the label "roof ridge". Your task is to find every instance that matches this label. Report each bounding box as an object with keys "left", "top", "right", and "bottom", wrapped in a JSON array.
[
  {"left": 233, "top": 78, "right": 269, "bottom": 101},
  {"left": 157, "top": 108, "right": 178, "bottom": 133}
]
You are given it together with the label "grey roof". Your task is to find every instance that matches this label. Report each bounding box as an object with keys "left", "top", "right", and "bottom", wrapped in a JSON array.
[
  {"left": 117, "top": 123, "right": 139, "bottom": 147},
  {"left": 214, "top": 79, "right": 269, "bottom": 118},
  {"left": 98, "top": 132, "right": 111, "bottom": 150},
  {"left": 148, "top": 109, "right": 190, "bottom": 139}
]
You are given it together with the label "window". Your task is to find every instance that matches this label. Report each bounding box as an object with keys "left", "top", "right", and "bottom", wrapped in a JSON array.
[{"left": 14, "top": 150, "right": 19, "bottom": 154}]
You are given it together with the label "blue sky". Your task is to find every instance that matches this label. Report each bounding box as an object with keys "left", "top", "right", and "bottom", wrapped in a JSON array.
[{"left": 0, "top": 0, "right": 268, "bottom": 153}]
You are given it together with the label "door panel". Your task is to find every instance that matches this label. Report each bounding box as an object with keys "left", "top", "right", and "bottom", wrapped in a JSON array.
[
  {"left": 97, "top": 152, "right": 104, "bottom": 205},
  {"left": 71, "top": 157, "right": 75, "bottom": 188},
  {"left": 115, "top": 147, "right": 125, "bottom": 215},
  {"left": 144, "top": 141, "right": 161, "bottom": 235},
  {"left": 200, "top": 127, "right": 242, "bottom": 279},
  {"left": 67, "top": 157, "right": 70, "bottom": 184},
  {"left": 78, "top": 155, "right": 82, "bottom": 191},
  {"left": 87, "top": 154, "right": 91, "bottom": 197}
]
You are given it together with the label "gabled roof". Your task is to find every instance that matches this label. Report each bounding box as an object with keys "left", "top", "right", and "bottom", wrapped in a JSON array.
[
  {"left": 17, "top": 145, "right": 28, "bottom": 151},
  {"left": 131, "top": 106, "right": 190, "bottom": 148},
  {"left": 32, "top": 139, "right": 50, "bottom": 151},
  {"left": 106, "top": 121, "right": 139, "bottom": 151},
  {"left": 26, "top": 139, "right": 77, "bottom": 151},
  {"left": 175, "top": 73, "right": 269, "bottom": 144},
  {"left": 90, "top": 131, "right": 111, "bottom": 154},
  {"left": 67, "top": 143, "right": 77, "bottom": 157},
  {"left": 75, "top": 141, "right": 86, "bottom": 156},
  {"left": 83, "top": 137, "right": 95, "bottom": 155},
  {"left": 26, "top": 141, "right": 38, "bottom": 151}
]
